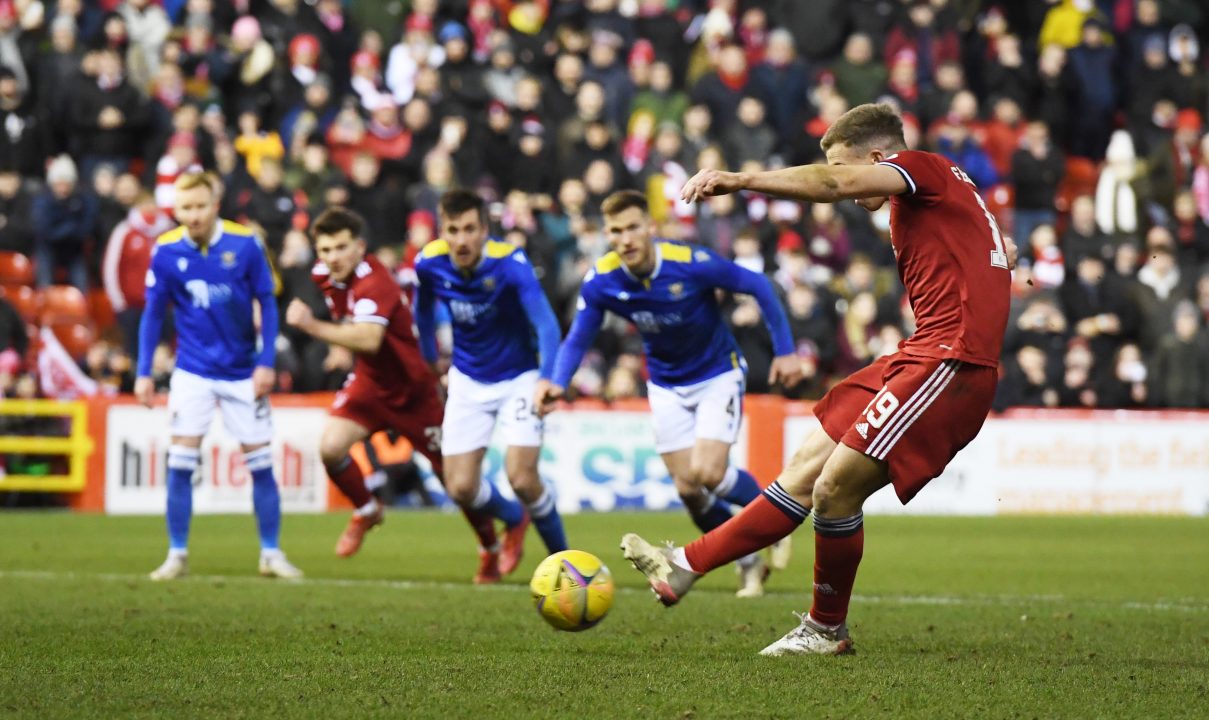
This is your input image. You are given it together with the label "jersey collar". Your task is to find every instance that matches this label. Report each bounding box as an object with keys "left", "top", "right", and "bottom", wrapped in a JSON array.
[
  {"left": 182, "top": 222, "right": 224, "bottom": 250},
  {"left": 620, "top": 241, "right": 663, "bottom": 284}
]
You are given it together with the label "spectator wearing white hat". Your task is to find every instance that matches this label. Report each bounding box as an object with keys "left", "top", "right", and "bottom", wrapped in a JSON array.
[{"left": 32, "top": 154, "right": 98, "bottom": 290}]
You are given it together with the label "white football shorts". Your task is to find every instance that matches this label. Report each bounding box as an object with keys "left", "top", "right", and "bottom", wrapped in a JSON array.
[
  {"left": 168, "top": 369, "right": 274, "bottom": 445},
  {"left": 441, "top": 366, "right": 543, "bottom": 455},
  {"left": 647, "top": 367, "right": 745, "bottom": 454}
]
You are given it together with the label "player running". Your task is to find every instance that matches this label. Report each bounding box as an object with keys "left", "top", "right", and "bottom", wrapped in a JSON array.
[
  {"left": 137, "top": 171, "right": 302, "bottom": 581},
  {"left": 413, "top": 189, "right": 569, "bottom": 569},
  {"left": 620, "top": 103, "right": 1017, "bottom": 655},
  {"left": 536, "top": 190, "right": 803, "bottom": 598},
  {"left": 284, "top": 208, "right": 502, "bottom": 582}
]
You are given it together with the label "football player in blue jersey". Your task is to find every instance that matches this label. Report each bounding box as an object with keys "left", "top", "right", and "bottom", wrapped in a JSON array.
[
  {"left": 537, "top": 190, "right": 803, "bottom": 596},
  {"left": 413, "top": 189, "right": 569, "bottom": 575},
  {"left": 134, "top": 171, "right": 302, "bottom": 581}
]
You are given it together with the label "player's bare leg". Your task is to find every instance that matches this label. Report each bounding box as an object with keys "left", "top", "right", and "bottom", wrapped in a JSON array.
[
  {"left": 684, "top": 439, "right": 769, "bottom": 597},
  {"left": 761, "top": 443, "right": 887, "bottom": 657},
  {"left": 506, "top": 445, "right": 566, "bottom": 554},
  {"left": 623, "top": 429, "right": 835, "bottom": 604},
  {"left": 319, "top": 417, "right": 385, "bottom": 558},
  {"left": 445, "top": 448, "right": 528, "bottom": 577}
]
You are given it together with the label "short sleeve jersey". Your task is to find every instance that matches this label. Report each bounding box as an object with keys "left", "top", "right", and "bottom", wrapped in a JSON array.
[
  {"left": 877, "top": 150, "right": 1012, "bottom": 367},
  {"left": 312, "top": 254, "right": 432, "bottom": 392}
]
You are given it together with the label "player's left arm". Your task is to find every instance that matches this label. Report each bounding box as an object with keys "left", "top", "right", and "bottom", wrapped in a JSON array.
[
  {"left": 508, "top": 251, "right": 562, "bottom": 380},
  {"left": 285, "top": 299, "right": 387, "bottom": 354},
  {"left": 249, "top": 238, "right": 279, "bottom": 397},
  {"left": 696, "top": 250, "right": 803, "bottom": 389},
  {"left": 682, "top": 163, "right": 908, "bottom": 204}
]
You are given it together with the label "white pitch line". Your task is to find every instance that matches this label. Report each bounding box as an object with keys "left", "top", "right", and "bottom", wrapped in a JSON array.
[{"left": 2, "top": 569, "right": 1207, "bottom": 614}]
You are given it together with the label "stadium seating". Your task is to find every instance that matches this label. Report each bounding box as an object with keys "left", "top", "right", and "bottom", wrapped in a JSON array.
[
  {"left": 47, "top": 322, "right": 95, "bottom": 361},
  {"left": 87, "top": 289, "right": 116, "bottom": 333},
  {"left": 39, "top": 285, "right": 90, "bottom": 325},
  {"left": 1055, "top": 157, "right": 1100, "bottom": 214},
  {"left": 0, "top": 251, "right": 33, "bottom": 287},
  {"left": 0, "top": 285, "right": 39, "bottom": 323}
]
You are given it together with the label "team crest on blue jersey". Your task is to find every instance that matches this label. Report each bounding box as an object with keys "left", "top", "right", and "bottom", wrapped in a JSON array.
[
  {"left": 222, "top": 251, "right": 237, "bottom": 268},
  {"left": 177, "top": 258, "right": 188, "bottom": 272},
  {"left": 482, "top": 276, "right": 495, "bottom": 291},
  {"left": 669, "top": 282, "right": 684, "bottom": 299}
]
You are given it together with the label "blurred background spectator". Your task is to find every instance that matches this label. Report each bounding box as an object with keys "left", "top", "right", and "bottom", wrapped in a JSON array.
[{"left": 0, "top": 0, "right": 1204, "bottom": 410}]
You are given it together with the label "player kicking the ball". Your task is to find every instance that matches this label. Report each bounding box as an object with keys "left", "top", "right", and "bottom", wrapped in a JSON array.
[
  {"left": 137, "top": 171, "right": 302, "bottom": 581},
  {"left": 285, "top": 208, "right": 502, "bottom": 582},
  {"left": 414, "top": 189, "right": 569, "bottom": 570},
  {"left": 537, "top": 190, "right": 803, "bottom": 598},
  {"left": 620, "top": 103, "right": 1016, "bottom": 655}
]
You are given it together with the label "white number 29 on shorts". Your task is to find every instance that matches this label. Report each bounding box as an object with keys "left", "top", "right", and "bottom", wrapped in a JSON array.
[{"left": 865, "top": 388, "right": 900, "bottom": 429}]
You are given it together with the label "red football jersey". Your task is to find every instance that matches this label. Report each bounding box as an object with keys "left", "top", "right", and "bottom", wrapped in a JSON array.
[
  {"left": 877, "top": 150, "right": 1011, "bottom": 367},
  {"left": 312, "top": 254, "right": 434, "bottom": 395}
]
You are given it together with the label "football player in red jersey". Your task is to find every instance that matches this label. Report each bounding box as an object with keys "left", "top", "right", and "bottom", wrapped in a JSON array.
[
  {"left": 285, "top": 208, "right": 504, "bottom": 583},
  {"left": 622, "top": 103, "right": 1019, "bottom": 655}
]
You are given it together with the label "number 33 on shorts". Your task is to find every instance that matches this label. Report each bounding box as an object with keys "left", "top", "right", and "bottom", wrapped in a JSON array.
[{"left": 853, "top": 388, "right": 899, "bottom": 441}]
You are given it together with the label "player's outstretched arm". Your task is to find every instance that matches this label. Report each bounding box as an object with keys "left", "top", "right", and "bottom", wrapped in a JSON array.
[
  {"left": 681, "top": 163, "right": 908, "bottom": 204},
  {"left": 540, "top": 286, "right": 605, "bottom": 417},
  {"left": 284, "top": 298, "right": 386, "bottom": 354}
]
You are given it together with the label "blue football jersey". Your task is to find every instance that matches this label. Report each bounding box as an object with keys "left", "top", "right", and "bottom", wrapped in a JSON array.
[
  {"left": 414, "top": 239, "right": 561, "bottom": 383},
  {"left": 552, "top": 241, "right": 794, "bottom": 388},
  {"left": 136, "top": 220, "right": 279, "bottom": 381}
]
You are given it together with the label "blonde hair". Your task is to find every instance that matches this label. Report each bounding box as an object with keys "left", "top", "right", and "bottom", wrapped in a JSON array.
[{"left": 174, "top": 170, "right": 222, "bottom": 196}]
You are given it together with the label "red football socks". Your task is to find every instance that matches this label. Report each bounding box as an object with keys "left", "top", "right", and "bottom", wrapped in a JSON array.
[
  {"left": 809, "top": 513, "right": 865, "bottom": 627},
  {"left": 326, "top": 455, "right": 372, "bottom": 508},
  {"left": 683, "top": 481, "right": 809, "bottom": 573},
  {"left": 460, "top": 507, "right": 499, "bottom": 550}
]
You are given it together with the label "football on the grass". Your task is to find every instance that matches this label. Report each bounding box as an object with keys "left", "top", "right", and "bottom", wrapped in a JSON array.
[{"left": 529, "top": 550, "right": 614, "bottom": 631}]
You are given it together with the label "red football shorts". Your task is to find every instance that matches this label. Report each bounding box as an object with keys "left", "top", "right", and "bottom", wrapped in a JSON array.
[
  {"left": 331, "top": 374, "right": 445, "bottom": 472},
  {"left": 813, "top": 353, "right": 997, "bottom": 504}
]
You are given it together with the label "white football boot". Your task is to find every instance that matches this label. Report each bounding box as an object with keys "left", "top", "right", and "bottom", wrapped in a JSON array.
[
  {"left": 258, "top": 550, "right": 304, "bottom": 579},
  {"left": 735, "top": 554, "right": 769, "bottom": 598},
  {"left": 620, "top": 533, "right": 699, "bottom": 606},
  {"left": 149, "top": 553, "right": 188, "bottom": 581},
  {"left": 759, "top": 612, "right": 853, "bottom": 656}
]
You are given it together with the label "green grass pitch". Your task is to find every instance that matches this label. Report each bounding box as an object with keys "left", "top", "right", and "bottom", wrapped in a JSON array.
[{"left": 1, "top": 511, "right": 1207, "bottom": 719}]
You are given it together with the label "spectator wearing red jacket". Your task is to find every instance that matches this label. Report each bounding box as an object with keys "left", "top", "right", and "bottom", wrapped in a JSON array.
[{"left": 102, "top": 194, "right": 174, "bottom": 358}]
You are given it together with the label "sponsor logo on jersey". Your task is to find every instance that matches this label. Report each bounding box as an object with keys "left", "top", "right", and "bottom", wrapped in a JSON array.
[
  {"left": 631, "top": 310, "right": 683, "bottom": 334},
  {"left": 184, "top": 280, "right": 233, "bottom": 309},
  {"left": 449, "top": 299, "right": 496, "bottom": 325}
]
